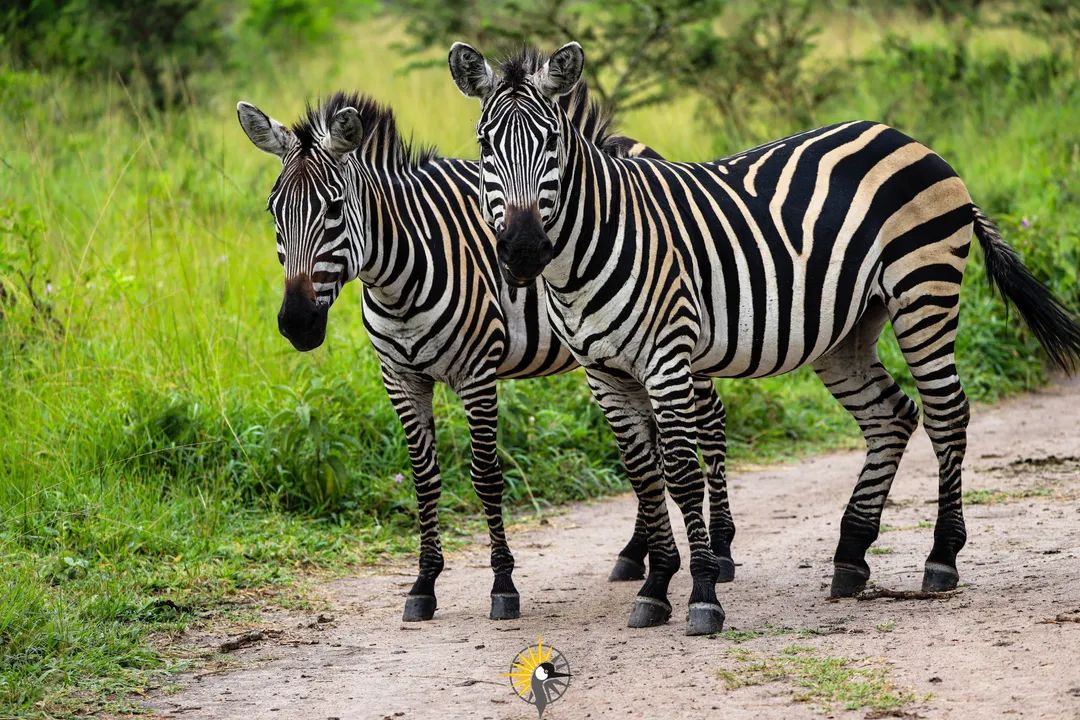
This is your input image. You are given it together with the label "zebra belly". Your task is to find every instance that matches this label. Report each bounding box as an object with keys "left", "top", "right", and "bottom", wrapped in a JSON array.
[{"left": 687, "top": 248, "right": 886, "bottom": 380}]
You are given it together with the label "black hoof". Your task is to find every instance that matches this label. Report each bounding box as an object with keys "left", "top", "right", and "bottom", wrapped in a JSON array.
[
  {"left": 717, "top": 556, "right": 735, "bottom": 584},
  {"left": 686, "top": 602, "right": 725, "bottom": 636},
  {"left": 490, "top": 592, "right": 520, "bottom": 620},
  {"left": 627, "top": 596, "right": 672, "bottom": 628},
  {"left": 402, "top": 594, "right": 437, "bottom": 622},
  {"left": 608, "top": 556, "right": 647, "bottom": 582},
  {"left": 922, "top": 562, "right": 959, "bottom": 592},
  {"left": 830, "top": 564, "right": 870, "bottom": 597}
]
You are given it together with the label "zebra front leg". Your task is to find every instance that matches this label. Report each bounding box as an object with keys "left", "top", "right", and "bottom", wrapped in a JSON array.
[
  {"left": 694, "top": 377, "right": 734, "bottom": 583},
  {"left": 383, "top": 370, "right": 445, "bottom": 622},
  {"left": 648, "top": 369, "right": 725, "bottom": 636},
  {"left": 457, "top": 378, "right": 520, "bottom": 620},
  {"left": 587, "top": 370, "right": 681, "bottom": 627},
  {"left": 609, "top": 506, "right": 649, "bottom": 581},
  {"left": 609, "top": 378, "right": 731, "bottom": 585}
]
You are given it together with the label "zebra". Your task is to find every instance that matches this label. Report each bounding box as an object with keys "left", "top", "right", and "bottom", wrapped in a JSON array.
[
  {"left": 448, "top": 42, "right": 1080, "bottom": 635},
  {"left": 235, "top": 83, "right": 735, "bottom": 624}
]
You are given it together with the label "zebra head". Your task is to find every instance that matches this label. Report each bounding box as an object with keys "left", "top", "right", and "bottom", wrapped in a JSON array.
[
  {"left": 237, "top": 100, "right": 363, "bottom": 351},
  {"left": 448, "top": 42, "right": 584, "bottom": 287}
]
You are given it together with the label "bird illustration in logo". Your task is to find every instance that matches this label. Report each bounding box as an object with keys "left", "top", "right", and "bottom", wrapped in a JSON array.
[{"left": 503, "top": 637, "right": 571, "bottom": 719}]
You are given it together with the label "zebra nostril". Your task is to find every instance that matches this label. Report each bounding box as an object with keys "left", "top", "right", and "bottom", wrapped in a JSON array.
[{"left": 537, "top": 241, "right": 553, "bottom": 265}]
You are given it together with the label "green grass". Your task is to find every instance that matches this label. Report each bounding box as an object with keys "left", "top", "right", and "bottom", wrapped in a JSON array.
[
  {"left": 1, "top": 11, "right": 1079, "bottom": 719},
  {"left": 711, "top": 624, "right": 831, "bottom": 643},
  {"left": 717, "top": 645, "right": 915, "bottom": 712},
  {"left": 963, "top": 487, "right": 1054, "bottom": 505}
]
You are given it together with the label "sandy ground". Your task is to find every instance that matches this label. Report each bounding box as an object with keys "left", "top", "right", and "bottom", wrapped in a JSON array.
[{"left": 149, "top": 378, "right": 1080, "bottom": 720}]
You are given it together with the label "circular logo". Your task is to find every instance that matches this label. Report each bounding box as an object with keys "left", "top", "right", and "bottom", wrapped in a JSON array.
[{"left": 503, "top": 637, "right": 571, "bottom": 718}]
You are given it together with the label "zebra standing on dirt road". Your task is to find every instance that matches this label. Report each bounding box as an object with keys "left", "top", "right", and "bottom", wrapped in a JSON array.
[
  {"left": 448, "top": 42, "right": 1080, "bottom": 635},
  {"left": 236, "top": 84, "right": 735, "bottom": 624}
]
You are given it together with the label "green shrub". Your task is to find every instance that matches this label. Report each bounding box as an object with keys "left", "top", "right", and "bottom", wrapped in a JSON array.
[
  {"left": 1, "top": 0, "right": 227, "bottom": 108},
  {"left": 236, "top": 0, "right": 374, "bottom": 51}
]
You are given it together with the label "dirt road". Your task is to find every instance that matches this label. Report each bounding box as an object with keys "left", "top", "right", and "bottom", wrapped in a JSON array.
[{"left": 151, "top": 379, "right": 1080, "bottom": 719}]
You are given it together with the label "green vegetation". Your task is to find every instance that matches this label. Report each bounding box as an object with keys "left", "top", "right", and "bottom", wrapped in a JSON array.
[
  {"left": 963, "top": 486, "right": 1054, "bottom": 504},
  {"left": 718, "top": 645, "right": 915, "bottom": 712},
  {"left": 711, "top": 624, "right": 830, "bottom": 643},
  {"left": 2, "top": 1, "right": 1079, "bottom": 716}
]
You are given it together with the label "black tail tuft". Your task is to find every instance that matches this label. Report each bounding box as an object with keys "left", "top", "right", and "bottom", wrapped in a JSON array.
[{"left": 972, "top": 205, "right": 1080, "bottom": 373}]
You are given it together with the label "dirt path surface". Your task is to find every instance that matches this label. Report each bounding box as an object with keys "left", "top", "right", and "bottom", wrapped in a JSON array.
[{"left": 151, "top": 379, "right": 1080, "bottom": 720}]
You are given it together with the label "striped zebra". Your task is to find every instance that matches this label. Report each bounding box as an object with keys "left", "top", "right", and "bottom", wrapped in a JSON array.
[
  {"left": 236, "top": 84, "right": 735, "bottom": 623},
  {"left": 448, "top": 42, "right": 1080, "bottom": 635}
]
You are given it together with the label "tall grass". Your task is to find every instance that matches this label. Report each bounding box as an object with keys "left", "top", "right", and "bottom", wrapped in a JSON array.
[{"left": 1, "top": 15, "right": 1078, "bottom": 717}]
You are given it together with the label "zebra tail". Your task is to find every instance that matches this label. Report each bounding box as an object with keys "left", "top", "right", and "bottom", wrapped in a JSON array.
[{"left": 972, "top": 204, "right": 1080, "bottom": 372}]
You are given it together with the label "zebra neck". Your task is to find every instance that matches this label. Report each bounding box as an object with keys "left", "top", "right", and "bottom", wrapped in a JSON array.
[
  {"left": 545, "top": 130, "right": 620, "bottom": 295},
  {"left": 351, "top": 163, "right": 426, "bottom": 310}
]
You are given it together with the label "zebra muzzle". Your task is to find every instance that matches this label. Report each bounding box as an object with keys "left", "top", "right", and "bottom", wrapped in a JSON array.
[
  {"left": 497, "top": 205, "right": 553, "bottom": 286},
  {"left": 278, "top": 274, "right": 329, "bottom": 351}
]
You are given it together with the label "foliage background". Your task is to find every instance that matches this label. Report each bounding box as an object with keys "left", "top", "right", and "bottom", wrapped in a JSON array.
[{"left": 1, "top": 0, "right": 1078, "bottom": 715}]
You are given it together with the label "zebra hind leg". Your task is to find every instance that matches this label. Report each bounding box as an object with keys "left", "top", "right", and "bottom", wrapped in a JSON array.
[
  {"left": 889, "top": 298, "right": 969, "bottom": 592},
  {"left": 458, "top": 378, "right": 520, "bottom": 619},
  {"left": 609, "top": 506, "right": 648, "bottom": 581},
  {"left": 383, "top": 371, "right": 445, "bottom": 622},
  {"left": 587, "top": 370, "right": 682, "bottom": 627},
  {"left": 813, "top": 304, "right": 920, "bottom": 597},
  {"left": 694, "top": 377, "right": 734, "bottom": 582}
]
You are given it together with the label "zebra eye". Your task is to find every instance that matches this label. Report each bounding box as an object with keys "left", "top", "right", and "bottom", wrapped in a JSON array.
[
  {"left": 325, "top": 199, "right": 344, "bottom": 220},
  {"left": 545, "top": 134, "right": 559, "bottom": 152},
  {"left": 478, "top": 138, "right": 492, "bottom": 156}
]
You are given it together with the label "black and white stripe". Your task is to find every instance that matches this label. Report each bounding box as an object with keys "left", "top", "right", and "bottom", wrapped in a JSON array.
[
  {"left": 450, "top": 42, "right": 1080, "bottom": 635},
  {"left": 237, "top": 85, "right": 735, "bottom": 623}
]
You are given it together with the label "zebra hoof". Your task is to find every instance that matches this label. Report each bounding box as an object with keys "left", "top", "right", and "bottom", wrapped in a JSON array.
[
  {"left": 490, "top": 592, "right": 521, "bottom": 620},
  {"left": 627, "top": 596, "right": 672, "bottom": 628},
  {"left": 686, "top": 602, "right": 725, "bottom": 636},
  {"left": 717, "top": 556, "right": 736, "bottom": 584},
  {"left": 402, "top": 594, "right": 437, "bottom": 622},
  {"left": 608, "top": 556, "right": 647, "bottom": 582},
  {"left": 921, "top": 562, "right": 959, "bottom": 592},
  {"left": 830, "top": 564, "right": 870, "bottom": 597}
]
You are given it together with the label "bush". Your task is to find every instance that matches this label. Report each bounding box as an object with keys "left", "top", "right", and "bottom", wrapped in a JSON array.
[
  {"left": 857, "top": 35, "right": 1075, "bottom": 137},
  {"left": 391, "top": 0, "right": 727, "bottom": 113},
  {"left": 236, "top": 0, "right": 374, "bottom": 51},
  {"left": 1, "top": 0, "right": 227, "bottom": 108},
  {"left": 0, "top": 0, "right": 376, "bottom": 108},
  {"left": 683, "top": 0, "right": 844, "bottom": 142}
]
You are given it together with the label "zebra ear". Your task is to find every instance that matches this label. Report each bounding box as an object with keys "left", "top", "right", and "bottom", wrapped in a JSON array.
[
  {"left": 237, "top": 101, "right": 295, "bottom": 158},
  {"left": 448, "top": 42, "right": 495, "bottom": 101},
  {"left": 534, "top": 42, "right": 584, "bottom": 99},
  {"left": 327, "top": 107, "right": 364, "bottom": 157}
]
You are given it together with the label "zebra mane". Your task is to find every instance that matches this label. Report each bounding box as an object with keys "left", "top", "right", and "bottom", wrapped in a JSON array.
[
  {"left": 559, "top": 79, "right": 618, "bottom": 152},
  {"left": 292, "top": 91, "right": 439, "bottom": 170},
  {"left": 498, "top": 47, "right": 618, "bottom": 152},
  {"left": 498, "top": 46, "right": 548, "bottom": 89},
  {"left": 290, "top": 79, "right": 624, "bottom": 169}
]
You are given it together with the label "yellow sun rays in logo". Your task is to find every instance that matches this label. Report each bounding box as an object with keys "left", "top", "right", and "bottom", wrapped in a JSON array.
[{"left": 502, "top": 636, "right": 553, "bottom": 698}]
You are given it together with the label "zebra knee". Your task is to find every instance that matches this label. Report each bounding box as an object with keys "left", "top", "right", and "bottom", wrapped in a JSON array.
[
  {"left": 920, "top": 381, "right": 969, "bottom": 432},
  {"left": 899, "top": 394, "right": 921, "bottom": 434},
  {"left": 470, "top": 457, "right": 502, "bottom": 484}
]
